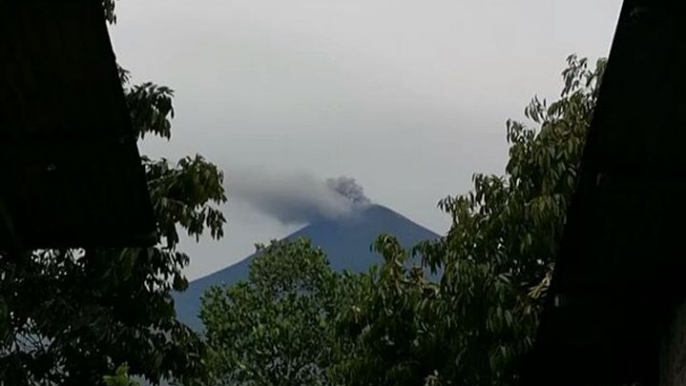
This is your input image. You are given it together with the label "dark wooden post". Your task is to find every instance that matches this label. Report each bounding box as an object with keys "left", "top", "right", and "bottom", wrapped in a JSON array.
[{"left": 660, "top": 302, "right": 686, "bottom": 386}]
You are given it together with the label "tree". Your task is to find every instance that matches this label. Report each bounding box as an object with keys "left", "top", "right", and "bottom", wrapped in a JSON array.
[
  {"left": 103, "top": 365, "right": 140, "bottom": 386},
  {"left": 200, "top": 239, "right": 342, "bottom": 386},
  {"left": 329, "top": 235, "right": 443, "bottom": 386},
  {"left": 0, "top": 3, "right": 226, "bottom": 385},
  {"left": 334, "top": 55, "right": 607, "bottom": 386}
]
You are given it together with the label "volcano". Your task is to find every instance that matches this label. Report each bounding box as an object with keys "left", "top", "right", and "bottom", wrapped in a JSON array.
[{"left": 174, "top": 204, "right": 440, "bottom": 329}]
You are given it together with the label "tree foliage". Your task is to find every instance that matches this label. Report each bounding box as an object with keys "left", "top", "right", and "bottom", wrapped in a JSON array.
[
  {"left": 200, "top": 239, "right": 342, "bottom": 386},
  {"left": 103, "top": 365, "right": 140, "bottom": 386},
  {"left": 400, "top": 54, "right": 606, "bottom": 386},
  {"left": 337, "top": 54, "right": 606, "bottom": 386},
  {"left": 0, "top": 4, "right": 226, "bottom": 385},
  {"left": 200, "top": 55, "right": 606, "bottom": 386},
  {"left": 330, "top": 235, "right": 442, "bottom": 386}
]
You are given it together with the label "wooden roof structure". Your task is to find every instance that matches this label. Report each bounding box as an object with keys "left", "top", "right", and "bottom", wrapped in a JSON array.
[
  {"left": 524, "top": 0, "right": 686, "bottom": 385},
  {"left": 0, "top": 0, "right": 156, "bottom": 250}
]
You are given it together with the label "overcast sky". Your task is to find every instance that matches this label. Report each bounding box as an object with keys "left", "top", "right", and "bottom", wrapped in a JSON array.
[{"left": 109, "top": 0, "right": 622, "bottom": 280}]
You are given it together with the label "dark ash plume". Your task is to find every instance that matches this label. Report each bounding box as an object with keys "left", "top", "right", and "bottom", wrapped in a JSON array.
[
  {"left": 326, "top": 176, "right": 371, "bottom": 205},
  {"left": 228, "top": 169, "right": 371, "bottom": 225}
]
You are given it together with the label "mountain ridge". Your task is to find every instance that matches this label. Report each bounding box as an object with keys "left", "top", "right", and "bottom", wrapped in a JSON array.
[{"left": 174, "top": 204, "right": 440, "bottom": 329}]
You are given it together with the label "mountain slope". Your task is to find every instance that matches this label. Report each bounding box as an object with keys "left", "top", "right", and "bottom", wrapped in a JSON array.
[{"left": 174, "top": 204, "right": 439, "bottom": 329}]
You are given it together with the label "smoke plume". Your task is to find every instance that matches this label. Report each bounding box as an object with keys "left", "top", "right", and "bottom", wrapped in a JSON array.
[
  {"left": 228, "top": 168, "right": 371, "bottom": 225},
  {"left": 326, "top": 176, "right": 372, "bottom": 205}
]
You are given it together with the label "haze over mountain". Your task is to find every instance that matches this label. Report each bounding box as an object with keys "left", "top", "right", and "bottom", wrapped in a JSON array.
[{"left": 174, "top": 202, "right": 439, "bottom": 329}]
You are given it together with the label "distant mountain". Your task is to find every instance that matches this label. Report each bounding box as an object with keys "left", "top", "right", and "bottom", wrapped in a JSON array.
[{"left": 174, "top": 204, "right": 440, "bottom": 329}]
